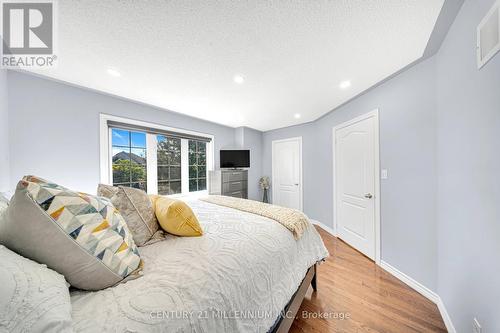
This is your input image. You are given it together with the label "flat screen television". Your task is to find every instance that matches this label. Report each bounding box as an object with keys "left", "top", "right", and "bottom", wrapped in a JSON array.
[{"left": 220, "top": 150, "right": 250, "bottom": 168}]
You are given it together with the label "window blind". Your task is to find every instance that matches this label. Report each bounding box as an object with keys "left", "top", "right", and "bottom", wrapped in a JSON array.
[{"left": 107, "top": 120, "right": 212, "bottom": 143}]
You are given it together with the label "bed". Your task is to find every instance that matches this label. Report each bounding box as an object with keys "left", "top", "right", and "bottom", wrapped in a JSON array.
[{"left": 70, "top": 198, "right": 329, "bottom": 332}]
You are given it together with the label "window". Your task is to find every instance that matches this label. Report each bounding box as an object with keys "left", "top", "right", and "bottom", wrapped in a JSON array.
[
  {"left": 157, "top": 136, "right": 182, "bottom": 195},
  {"left": 102, "top": 115, "right": 213, "bottom": 196},
  {"left": 111, "top": 129, "right": 147, "bottom": 191},
  {"left": 188, "top": 140, "right": 207, "bottom": 192}
]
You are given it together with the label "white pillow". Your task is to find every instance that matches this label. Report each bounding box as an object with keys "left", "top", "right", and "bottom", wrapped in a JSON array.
[
  {"left": 0, "top": 193, "right": 8, "bottom": 206},
  {"left": 0, "top": 245, "right": 73, "bottom": 333},
  {"left": 0, "top": 194, "right": 8, "bottom": 224},
  {"left": 0, "top": 190, "right": 14, "bottom": 201}
]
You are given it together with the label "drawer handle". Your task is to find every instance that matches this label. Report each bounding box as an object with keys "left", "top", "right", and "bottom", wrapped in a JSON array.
[
  {"left": 232, "top": 182, "right": 241, "bottom": 185},
  {"left": 231, "top": 191, "right": 240, "bottom": 195}
]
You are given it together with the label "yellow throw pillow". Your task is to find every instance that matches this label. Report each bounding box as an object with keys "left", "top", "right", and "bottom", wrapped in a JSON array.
[
  {"left": 149, "top": 195, "right": 160, "bottom": 214},
  {"left": 154, "top": 197, "right": 203, "bottom": 237}
]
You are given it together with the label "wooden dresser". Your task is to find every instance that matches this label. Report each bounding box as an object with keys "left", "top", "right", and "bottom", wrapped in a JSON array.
[{"left": 208, "top": 170, "right": 248, "bottom": 199}]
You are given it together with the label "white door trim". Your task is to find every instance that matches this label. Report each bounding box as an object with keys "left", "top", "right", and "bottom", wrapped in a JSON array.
[
  {"left": 271, "top": 136, "right": 303, "bottom": 211},
  {"left": 332, "top": 109, "right": 381, "bottom": 264}
]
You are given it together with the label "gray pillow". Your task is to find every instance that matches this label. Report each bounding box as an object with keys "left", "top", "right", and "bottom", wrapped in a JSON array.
[
  {"left": 97, "top": 184, "right": 159, "bottom": 246},
  {"left": 0, "top": 176, "right": 143, "bottom": 291},
  {"left": 0, "top": 245, "right": 73, "bottom": 333}
]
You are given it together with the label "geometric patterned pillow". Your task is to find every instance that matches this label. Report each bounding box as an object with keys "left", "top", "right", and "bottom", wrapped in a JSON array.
[{"left": 0, "top": 176, "right": 142, "bottom": 291}]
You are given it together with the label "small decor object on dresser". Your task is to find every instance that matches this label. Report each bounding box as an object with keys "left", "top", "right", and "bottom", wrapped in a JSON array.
[
  {"left": 259, "top": 176, "right": 270, "bottom": 203},
  {"left": 0, "top": 176, "right": 143, "bottom": 291}
]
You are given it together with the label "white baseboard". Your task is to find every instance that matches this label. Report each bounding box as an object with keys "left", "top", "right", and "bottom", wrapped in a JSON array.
[
  {"left": 436, "top": 297, "right": 456, "bottom": 333},
  {"left": 380, "top": 261, "right": 456, "bottom": 333},
  {"left": 310, "top": 219, "right": 336, "bottom": 236},
  {"left": 310, "top": 219, "right": 455, "bottom": 333},
  {"left": 380, "top": 261, "right": 439, "bottom": 303}
]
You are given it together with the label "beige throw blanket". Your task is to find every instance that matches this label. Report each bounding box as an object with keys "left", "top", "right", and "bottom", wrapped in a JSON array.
[{"left": 200, "top": 195, "right": 309, "bottom": 240}]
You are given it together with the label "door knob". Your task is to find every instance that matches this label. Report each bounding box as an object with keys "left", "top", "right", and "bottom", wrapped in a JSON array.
[
  {"left": 294, "top": 183, "right": 299, "bottom": 186},
  {"left": 364, "top": 193, "right": 373, "bottom": 199}
]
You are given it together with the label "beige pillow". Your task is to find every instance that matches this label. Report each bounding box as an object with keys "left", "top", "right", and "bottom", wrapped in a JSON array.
[{"left": 98, "top": 184, "right": 159, "bottom": 246}]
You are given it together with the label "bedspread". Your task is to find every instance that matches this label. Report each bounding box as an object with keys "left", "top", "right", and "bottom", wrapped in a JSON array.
[
  {"left": 70, "top": 198, "right": 329, "bottom": 333},
  {"left": 200, "top": 195, "right": 308, "bottom": 240}
]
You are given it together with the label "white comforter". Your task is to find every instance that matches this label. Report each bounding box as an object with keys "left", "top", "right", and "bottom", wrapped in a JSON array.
[{"left": 70, "top": 199, "right": 329, "bottom": 333}]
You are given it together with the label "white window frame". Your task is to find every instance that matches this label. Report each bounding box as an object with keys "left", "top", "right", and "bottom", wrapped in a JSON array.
[{"left": 99, "top": 113, "right": 214, "bottom": 197}]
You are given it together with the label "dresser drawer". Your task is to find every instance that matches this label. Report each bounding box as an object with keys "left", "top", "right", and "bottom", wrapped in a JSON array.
[
  {"left": 226, "top": 190, "right": 244, "bottom": 198},
  {"left": 222, "top": 171, "right": 247, "bottom": 183},
  {"left": 222, "top": 181, "right": 247, "bottom": 193}
]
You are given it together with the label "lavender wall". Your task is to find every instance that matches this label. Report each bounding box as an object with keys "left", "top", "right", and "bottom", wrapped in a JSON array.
[
  {"left": 263, "top": 57, "right": 438, "bottom": 291},
  {"left": 232, "top": 126, "right": 264, "bottom": 200},
  {"left": 5, "top": 1, "right": 500, "bottom": 329},
  {"left": 0, "top": 70, "right": 8, "bottom": 193},
  {"left": 7, "top": 71, "right": 265, "bottom": 200},
  {"left": 436, "top": 0, "right": 500, "bottom": 330},
  {"left": 239, "top": 127, "right": 263, "bottom": 201},
  {"left": 6, "top": 72, "right": 240, "bottom": 194},
  {"left": 263, "top": 1, "right": 500, "bottom": 329}
]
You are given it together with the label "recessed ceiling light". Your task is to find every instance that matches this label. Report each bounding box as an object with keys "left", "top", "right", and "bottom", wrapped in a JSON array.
[
  {"left": 294, "top": 113, "right": 301, "bottom": 119},
  {"left": 339, "top": 80, "right": 351, "bottom": 89},
  {"left": 233, "top": 75, "right": 244, "bottom": 84},
  {"left": 107, "top": 68, "right": 121, "bottom": 77}
]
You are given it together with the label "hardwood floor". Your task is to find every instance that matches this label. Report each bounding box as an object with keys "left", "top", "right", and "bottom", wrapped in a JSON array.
[{"left": 290, "top": 226, "right": 447, "bottom": 333}]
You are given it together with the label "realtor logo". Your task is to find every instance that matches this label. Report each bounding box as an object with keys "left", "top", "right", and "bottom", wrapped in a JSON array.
[{"left": 1, "top": 0, "right": 57, "bottom": 68}]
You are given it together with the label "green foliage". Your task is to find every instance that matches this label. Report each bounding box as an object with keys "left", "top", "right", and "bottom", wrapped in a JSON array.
[
  {"left": 157, "top": 138, "right": 181, "bottom": 165},
  {"left": 113, "top": 159, "right": 146, "bottom": 182}
]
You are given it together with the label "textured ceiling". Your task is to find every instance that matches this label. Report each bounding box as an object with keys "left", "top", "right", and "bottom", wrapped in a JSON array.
[{"left": 29, "top": 0, "right": 444, "bottom": 131}]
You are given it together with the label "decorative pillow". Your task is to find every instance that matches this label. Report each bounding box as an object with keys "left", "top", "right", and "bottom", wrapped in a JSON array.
[
  {"left": 1, "top": 190, "right": 15, "bottom": 201},
  {"left": 0, "top": 176, "right": 142, "bottom": 291},
  {"left": 0, "top": 193, "right": 9, "bottom": 225},
  {"left": 1, "top": 191, "right": 12, "bottom": 202},
  {"left": 154, "top": 196, "right": 203, "bottom": 237},
  {"left": 96, "top": 182, "right": 119, "bottom": 198},
  {"left": 97, "top": 184, "right": 159, "bottom": 246},
  {"left": 0, "top": 192, "right": 8, "bottom": 208},
  {"left": 149, "top": 194, "right": 161, "bottom": 213},
  {"left": 0, "top": 245, "right": 73, "bottom": 333}
]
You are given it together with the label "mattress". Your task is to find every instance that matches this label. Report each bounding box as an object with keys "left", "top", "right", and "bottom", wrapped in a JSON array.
[{"left": 70, "top": 199, "right": 329, "bottom": 333}]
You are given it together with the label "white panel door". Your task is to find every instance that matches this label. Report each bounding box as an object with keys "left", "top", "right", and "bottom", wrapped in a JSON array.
[
  {"left": 272, "top": 137, "right": 302, "bottom": 210},
  {"left": 335, "top": 116, "right": 376, "bottom": 259}
]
